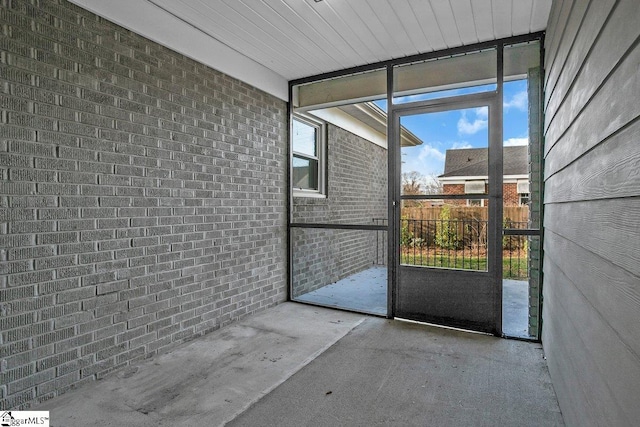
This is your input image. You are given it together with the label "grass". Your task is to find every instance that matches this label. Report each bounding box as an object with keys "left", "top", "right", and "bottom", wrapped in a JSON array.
[{"left": 401, "top": 251, "right": 528, "bottom": 279}]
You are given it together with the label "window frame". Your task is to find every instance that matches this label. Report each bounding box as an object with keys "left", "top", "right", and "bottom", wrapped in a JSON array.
[
  {"left": 291, "top": 113, "right": 327, "bottom": 198},
  {"left": 467, "top": 199, "right": 486, "bottom": 207}
]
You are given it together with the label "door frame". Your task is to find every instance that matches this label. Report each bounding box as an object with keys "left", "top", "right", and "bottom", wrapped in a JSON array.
[{"left": 388, "top": 91, "right": 504, "bottom": 335}]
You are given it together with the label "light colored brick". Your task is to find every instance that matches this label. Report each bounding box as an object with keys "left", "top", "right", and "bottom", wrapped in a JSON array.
[{"left": 0, "top": 0, "right": 286, "bottom": 408}]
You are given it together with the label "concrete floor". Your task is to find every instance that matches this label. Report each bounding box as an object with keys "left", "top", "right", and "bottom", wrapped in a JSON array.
[
  {"left": 36, "top": 303, "right": 365, "bottom": 427},
  {"left": 502, "top": 279, "right": 531, "bottom": 339},
  {"left": 295, "top": 266, "right": 388, "bottom": 316},
  {"left": 294, "top": 267, "right": 533, "bottom": 339},
  {"left": 230, "top": 316, "right": 563, "bottom": 427},
  {"left": 36, "top": 302, "right": 562, "bottom": 426}
]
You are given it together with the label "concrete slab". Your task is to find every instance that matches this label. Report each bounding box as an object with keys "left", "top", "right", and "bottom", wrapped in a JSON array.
[
  {"left": 229, "top": 318, "right": 564, "bottom": 427},
  {"left": 503, "top": 279, "right": 530, "bottom": 339},
  {"left": 295, "top": 266, "right": 387, "bottom": 316},
  {"left": 295, "top": 269, "right": 533, "bottom": 339},
  {"left": 36, "top": 303, "right": 366, "bottom": 427}
]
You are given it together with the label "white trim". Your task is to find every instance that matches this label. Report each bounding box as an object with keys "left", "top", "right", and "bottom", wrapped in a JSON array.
[
  {"left": 439, "top": 175, "right": 488, "bottom": 182},
  {"left": 439, "top": 174, "right": 528, "bottom": 183},
  {"left": 310, "top": 108, "right": 387, "bottom": 149},
  {"left": 292, "top": 113, "right": 326, "bottom": 197},
  {"left": 292, "top": 190, "right": 327, "bottom": 199},
  {"left": 68, "top": 0, "right": 288, "bottom": 100},
  {"left": 310, "top": 103, "right": 422, "bottom": 149}
]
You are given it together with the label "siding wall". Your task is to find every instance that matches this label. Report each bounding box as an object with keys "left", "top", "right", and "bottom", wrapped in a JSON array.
[
  {"left": 0, "top": 0, "right": 287, "bottom": 409},
  {"left": 291, "top": 124, "right": 387, "bottom": 297},
  {"left": 542, "top": 0, "right": 640, "bottom": 424}
]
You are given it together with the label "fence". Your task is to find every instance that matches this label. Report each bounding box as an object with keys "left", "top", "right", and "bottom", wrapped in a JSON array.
[
  {"left": 373, "top": 206, "right": 530, "bottom": 279},
  {"left": 373, "top": 218, "right": 388, "bottom": 266},
  {"left": 402, "top": 205, "right": 529, "bottom": 222}
]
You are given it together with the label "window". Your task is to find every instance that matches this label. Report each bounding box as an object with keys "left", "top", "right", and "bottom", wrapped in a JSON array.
[
  {"left": 517, "top": 181, "right": 530, "bottom": 206},
  {"left": 465, "top": 181, "right": 486, "bottom": 194},
  {"left": 467, "top": 199, "right": 485, "bottom": 207},
  {"left": 516, "top": 180, "right": 530, "bottom": 194},
  {"left": 292, "top": 114, "right": 325, "bottom": 196}
]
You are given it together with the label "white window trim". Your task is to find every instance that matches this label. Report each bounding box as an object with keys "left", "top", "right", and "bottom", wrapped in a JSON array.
[{"left": 292, "top": 113, "right": 327, "bottom": 198}]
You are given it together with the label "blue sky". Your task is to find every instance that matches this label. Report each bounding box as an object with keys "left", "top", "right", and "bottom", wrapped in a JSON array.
[{"left": 376, "top": 80, "right": 529, "bottom": 178}]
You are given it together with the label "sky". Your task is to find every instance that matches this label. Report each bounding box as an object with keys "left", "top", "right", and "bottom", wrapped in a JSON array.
[{"left": 375, "top": 80, "right": 529, "bottom": 179}]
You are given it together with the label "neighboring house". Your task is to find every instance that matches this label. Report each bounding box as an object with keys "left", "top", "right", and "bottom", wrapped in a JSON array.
[{"left": 438, "top": 146, "right": 530, "bottom": 206}]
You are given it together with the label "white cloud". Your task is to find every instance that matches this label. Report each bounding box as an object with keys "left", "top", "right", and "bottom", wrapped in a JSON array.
[
  {"left": 451, "top": 141, "right": 473, "bottom": 149},
  {"left": 504, "top": 90, "right": 528, "bottom": 111},
  {"left": 457, "top": 111, "right": 488, "bottom": 135},
  {"left": 402, "top": 143, "right": 446, "bottom": 177},
  {"left": 417, "top": 144, "right": 446, "bottom": 162},
  {"left": 475, "top": 107, "right": 488, "bottom": 119},
  {"left": 503, "top": 137, "right": 529, "bottom": 146},
  {"left": 395, "top": 94, "right": 429, "bottom": 103}
]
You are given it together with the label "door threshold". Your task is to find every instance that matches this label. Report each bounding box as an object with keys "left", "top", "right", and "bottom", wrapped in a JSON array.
[
  {"left": 394, "top": 317, "right": 493, "bottom": 336},
  {"left": 292, "top": 299, "right": 388, "bottom": 318}
]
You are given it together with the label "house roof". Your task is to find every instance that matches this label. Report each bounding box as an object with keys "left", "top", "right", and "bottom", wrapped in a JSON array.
[
  {"left": 336, "top": 103, "right": 423, "bottom": 147},
  {"left": 439, "top": 146, "right": 528, "bottom": 178},
  {"left": 309, "top": 102, "right": 423, "bottom": 149}
]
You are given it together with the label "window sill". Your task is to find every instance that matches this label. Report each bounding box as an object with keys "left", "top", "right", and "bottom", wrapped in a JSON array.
[{"left": 293, "top": 190, "right": 327, "bottom": 199}]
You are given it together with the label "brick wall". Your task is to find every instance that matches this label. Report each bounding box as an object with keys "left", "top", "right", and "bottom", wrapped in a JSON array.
[
  {"left": 291, "top": 124, "right": 387, "bottom": 297},
  {"left": 442, "top": 182, "right": 521, "bottom": 206},
  {"left": 442, "top": 183, "right": 466, "bottom": 205},
  {"left": 503, "top": 183, "right": 520, "bottom": 206},
  {"left": 0, "top": 0, "right": 287, "bottom": 409}
]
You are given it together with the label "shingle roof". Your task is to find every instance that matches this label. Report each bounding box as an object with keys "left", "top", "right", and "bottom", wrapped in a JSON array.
[{"left": 438, "top": 146, "right": 528, "bottom": 178}]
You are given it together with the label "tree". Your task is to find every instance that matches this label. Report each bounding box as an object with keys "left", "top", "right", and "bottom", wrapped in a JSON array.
[
  {"left": 423, "top": 173, "right": 443, "bottom": 195},
  {"left": 402, "top": 171, "right": 423, "bottom": 208},
  {"left": 401, "top": 172, "right": 443, "bottom": 207},
  {"left": 401, "top": 171, "right": 423, "bottom": 196}
]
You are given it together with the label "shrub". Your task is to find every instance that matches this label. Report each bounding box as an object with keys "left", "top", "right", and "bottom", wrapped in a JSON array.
[{"left": 435, "top": 205, "right": 460, "bottom": 249}]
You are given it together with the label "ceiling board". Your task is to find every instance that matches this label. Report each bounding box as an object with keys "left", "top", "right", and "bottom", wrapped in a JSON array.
[
  {"left": 430, "top": 0, "right": 463, "bottom": 48},
  {"left": 492, "top": 0, "right": 514, "bottom": 38},
  {"left": 450, "top": 0, "right": 479, "bottom": 45},
  {"left": 322, "top": 1, "right": 388, "bottom": 63},
  {"left": 472, "top": 2, "right": 496, "bottom": 41},
  {"left": 390, "top": 1, "right": 434, "bottom": 54},
  {"left": 69, "top": 0, "right": 552, "bottom": 99},
  {"left": 254, "top": 0, "right": 352, "bottom": 67},
  {"left": 151, "top": 0, "right": 306, "bottom": 73},
  {"left": 371, "top": 1, "right": 418, "bottom": 56},
  {"left": 282, "top": 0, "right": 371, "bottom": 65},
  {"left": 229, "top": 0, "right": 342, "bottom": 71},
  {"left": 409, "top": 0, "right": 448, "bottom": 51},
  {"left": 346, "top": 0, "right": 403, "bottom": 57},
  {"left": 531, "top": 0, "right": 554, "bottom": 31},
  {"left": 512, "top": 0, "right": 535, "bottom": 33}
]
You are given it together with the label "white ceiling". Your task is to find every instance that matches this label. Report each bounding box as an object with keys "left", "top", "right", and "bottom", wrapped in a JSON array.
[{"left": 69, "top": 0, "right": 552, "bottom": 100}]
